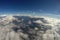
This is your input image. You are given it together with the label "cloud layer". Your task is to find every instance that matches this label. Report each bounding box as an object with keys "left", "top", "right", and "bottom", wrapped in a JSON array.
[{"left": 0, "top": 15, "right": 60, "bottom": 40}]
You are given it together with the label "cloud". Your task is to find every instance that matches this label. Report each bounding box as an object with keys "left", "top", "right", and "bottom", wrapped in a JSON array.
[
  {"left": 39, "top": 10, "right": 43, "bottom": 12},
  {"left": 0, "top": 15, "right": 60, "bottom": 40}
]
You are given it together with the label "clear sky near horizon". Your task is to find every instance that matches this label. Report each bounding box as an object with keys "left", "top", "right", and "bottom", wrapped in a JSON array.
[{"left": 0, "top": 0, "right": 60, "bottom": 15}]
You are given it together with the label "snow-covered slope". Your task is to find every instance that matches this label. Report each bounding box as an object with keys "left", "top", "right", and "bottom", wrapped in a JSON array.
[{"left": 0, "top": 15, "right": 60, "bottom": 40}]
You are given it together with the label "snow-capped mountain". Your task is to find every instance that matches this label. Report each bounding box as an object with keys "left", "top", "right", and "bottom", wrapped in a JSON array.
[{"left": 0, "top": 15, "right": 60, "bottom": 40}]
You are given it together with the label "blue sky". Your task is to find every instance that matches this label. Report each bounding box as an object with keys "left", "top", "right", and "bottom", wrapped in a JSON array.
[{"left": 0, "top": 0, "right": 60, "bottom": 15}]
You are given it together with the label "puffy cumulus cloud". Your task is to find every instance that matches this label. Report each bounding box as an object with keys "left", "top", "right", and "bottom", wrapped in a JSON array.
[{"left": 0, "top": 15, "right": 60, "bottom": 40}]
